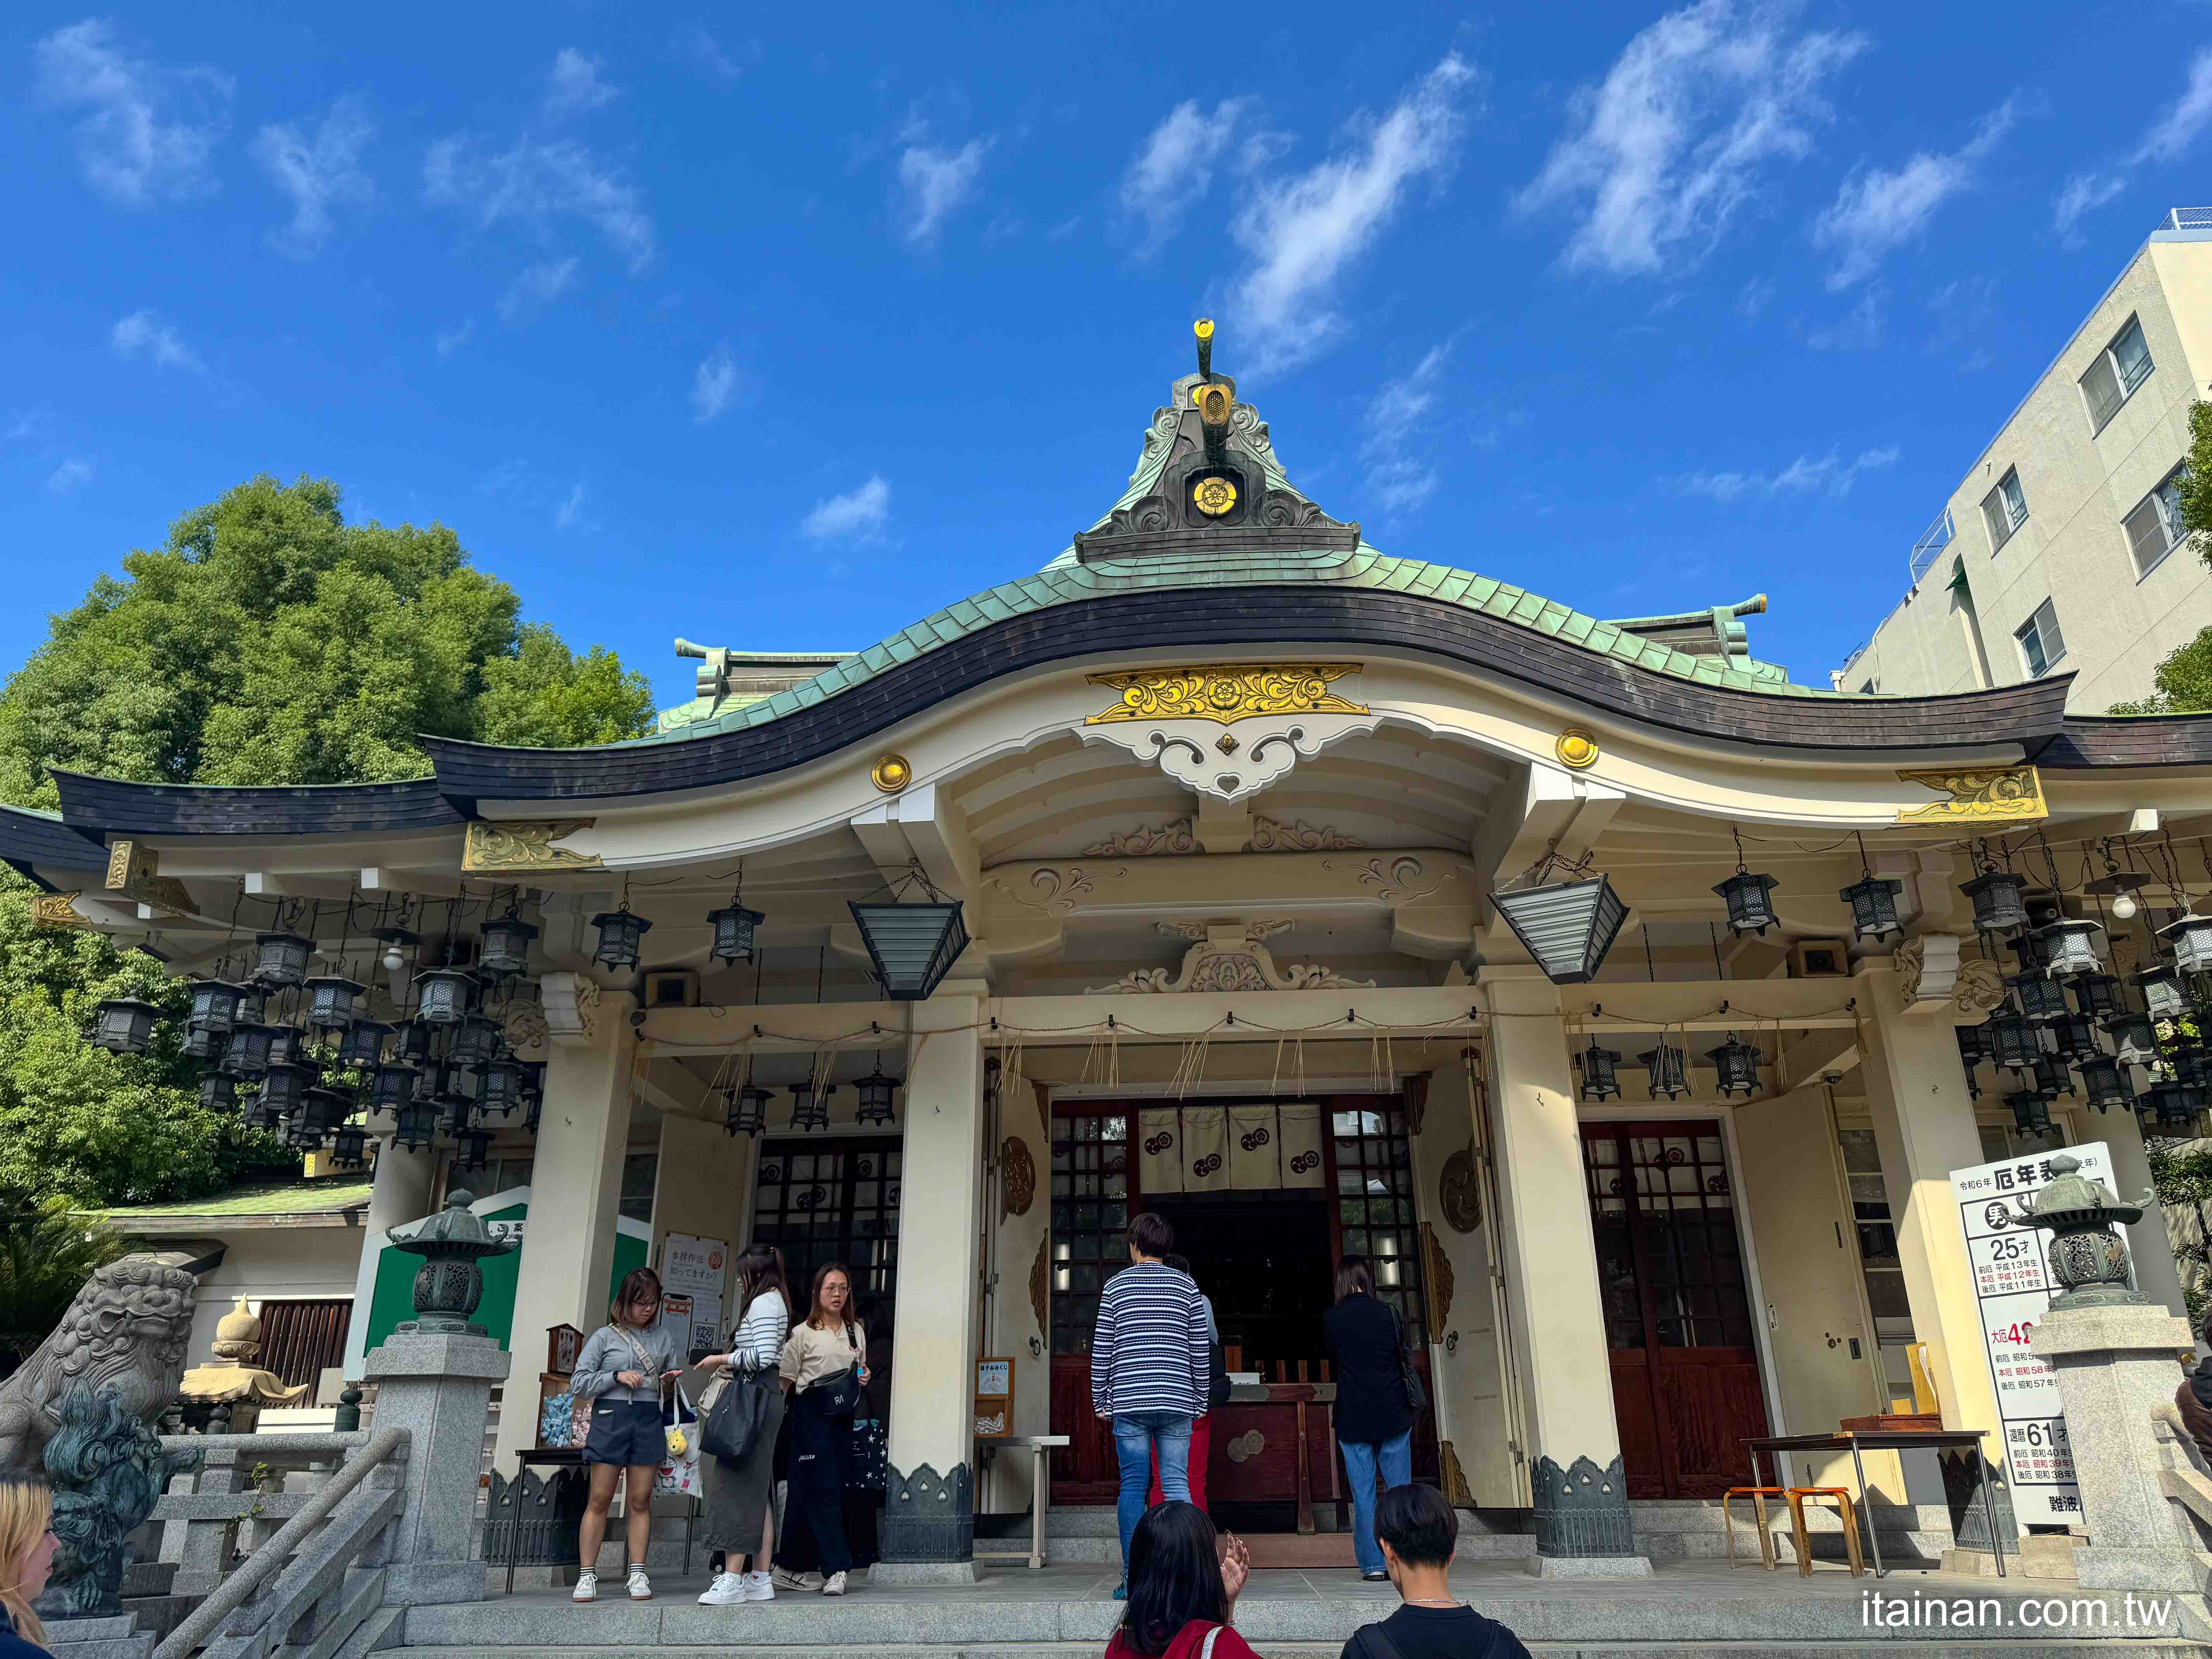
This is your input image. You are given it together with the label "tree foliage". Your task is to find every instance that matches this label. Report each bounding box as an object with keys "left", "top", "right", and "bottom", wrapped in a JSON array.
[
  {"left": 0, "top": 474, "right": 659, "bottom": 1207},
  {"left": 2112, "top": 403, "right": 2212, "bottom": 714},
  {"left": 0, "top": 1195, "right": 131, "bottom": 1379},
  {"left": 0, "top": 473, "right": 655, "bottom": 805},
  {"left": 2148, "top": 1138, "right": 2212, "bottom": 1328}
]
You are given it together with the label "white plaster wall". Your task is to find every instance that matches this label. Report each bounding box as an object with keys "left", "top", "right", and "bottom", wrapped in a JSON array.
[
  {"left": 182, "top": 1227, "right": 365, "bottom": 1367},
  {"left": 1850, "top": 234, "right": 2212, "bottom": 711}
]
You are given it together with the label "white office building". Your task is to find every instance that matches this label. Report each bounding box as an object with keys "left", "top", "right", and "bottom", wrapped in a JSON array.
[{"left": 1838, "top": 210, "right": 2212, "bottom": 711}]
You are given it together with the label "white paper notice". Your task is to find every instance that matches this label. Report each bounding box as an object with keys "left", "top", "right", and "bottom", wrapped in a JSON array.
[{"left": 1948, "top": 1140, "right": 2117, "bottom": 1527}]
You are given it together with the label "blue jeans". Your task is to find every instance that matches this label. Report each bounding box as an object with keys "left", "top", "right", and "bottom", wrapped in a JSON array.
[
  {"left": 1340, "top": 1429, "right": 1413, "bottom": 1575},
  {"left": 1113, "top": 1410, "right": 1192, "bottom": 1573}
]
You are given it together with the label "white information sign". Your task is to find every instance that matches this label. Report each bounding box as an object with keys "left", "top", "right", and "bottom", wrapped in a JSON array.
[
  {"left": 687, "top": 1293, "right": 722, "bottom": 1354},
  {"left": 661, "top": 1233, "right": 728, "bottom": 1298},
  {"left": 1948, "top": 1140, "right": 2118, "bottom": 1527}
]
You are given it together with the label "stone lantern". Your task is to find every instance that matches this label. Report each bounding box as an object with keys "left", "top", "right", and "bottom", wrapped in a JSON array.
[
  {"left": 386, "top": 1190, "right": 517, "bottom": 1336},
  {"left": 2022, "top": 1154, "right": 2146, "bottom": 1312},
  {"left": 177, "top": 1296, "right": 308, "bottom": 1433}
]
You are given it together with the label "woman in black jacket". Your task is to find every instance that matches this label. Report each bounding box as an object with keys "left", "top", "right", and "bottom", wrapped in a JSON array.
[{"left": 1322, "top": 1256, "right": 1418, "bottom": 1581}]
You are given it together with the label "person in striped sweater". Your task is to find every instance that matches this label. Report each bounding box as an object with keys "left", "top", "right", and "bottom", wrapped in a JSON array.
[{"left": 1092, "top": 1212, "right": 1209, "bottom": 1596}]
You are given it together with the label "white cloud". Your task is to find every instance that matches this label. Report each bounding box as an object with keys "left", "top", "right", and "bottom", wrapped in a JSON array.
[
  {"left": 1514, "top": 0, "right": 1866, "bottom": 278},
  {"left": 1361, "top": 344, "right": 1453, "bottom": 513},
  {"left": 2056, "top": 48, "right": 2212, "bottom": 237},
  {"left": 252, "top": 94, "right": 374, "bottom": 254},
  {"left": 1802, "top": 284, "right": 1887, "bottom": 351},
  {"left": 802, "top": 475, "right": 890, "bottom": 541},
  {"left": 1230, "top": 55, "right": 1476, "bottom": 372},
  {"left": 434, "top": 319, "right": 476, "bottom": 357},
  {"left": 1679, "top": 443, "right": 1896, "bottom": 502},
  {"left": 555, "top": 482, "right": 589, "bottom": 530},
  {"left": 1812, "top": 100, "right": 2016, "bottom": 289},
  {"left": 673, "top": 24, "right": 750, "bottom": 83},
  {"left": 46, "top": 457, "right": 94, "bottom": 494},
  {"left": 109, "top": 309, "right": 203, "bottom": 372},
  {"left": 496, "top": 258, "right": 578, "bottom": 323},
  {"left": 544, "top": 49, "right": 618, "bottom": 119},
  {"left": 1120, "top": 98, "right": 1249, "bottom": 254},
  {"left": 692, "top": 342, "right": 742, "bottom": 422},
  {"left": 34, "top": 19, "right": 231, "bottom": 207},
  {"left": 425, "top": 132, "right": 655, "bottom": 270},
  {"left": 898, "top": 134, "right": 991, "bottom": 244}
]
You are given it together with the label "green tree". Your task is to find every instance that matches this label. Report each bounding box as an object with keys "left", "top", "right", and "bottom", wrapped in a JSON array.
[
  {"left": 0, "top": 474, "right": 659, "bottom": 1208},
  {"left": 2148, "top": 1138, "right": 2212, "bottom": 1328},
  {"left": 2112, "top": 403, "right": 2212, "bottom": 714},
  {"left": 0, "top": 473, "right": 654, "bottom": 804},
  {"left": 0, "top": 1196, "right": 131, "bottom": 1378}
]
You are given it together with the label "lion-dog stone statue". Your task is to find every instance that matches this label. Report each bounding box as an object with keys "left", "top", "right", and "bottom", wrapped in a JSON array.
[{"left": 0, "top": 1257, "right": 197, "bottom": 1483}]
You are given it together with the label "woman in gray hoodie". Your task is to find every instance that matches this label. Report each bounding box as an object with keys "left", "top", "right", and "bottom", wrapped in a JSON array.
[{"left": 569, "top": 1268, "right": 690, "bottom": 1604}]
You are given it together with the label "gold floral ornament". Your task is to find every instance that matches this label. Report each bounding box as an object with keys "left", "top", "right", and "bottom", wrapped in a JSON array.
[
  {"left": 462, "top": 820, "right": 601, "bottom": 873},
  {"left": 1085, "top": 663, "right": 1366, "bottom": 726},
  {"left": 1894, "top": 764, "right": 2046, "bottom": 824},
  {"left": 1192, "top": 475, "right": 1238, "bottom": 517},
  {"left": 871, "top": 753, "right": 913, "bottom": 793},
  {"left": 1556, "top": 728, "right": 1600, "bottom": 770}
]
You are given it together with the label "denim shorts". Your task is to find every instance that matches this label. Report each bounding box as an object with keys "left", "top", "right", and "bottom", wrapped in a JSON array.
[{"left": 584, "top": 1399, "right": 665, "bottom": 1467}]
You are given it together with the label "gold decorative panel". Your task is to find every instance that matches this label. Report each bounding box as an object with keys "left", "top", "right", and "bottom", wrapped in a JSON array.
[
  {"left": 1084, "top": 663, "right": 1366, "bottom": 726},
  {"left": 1894, "top": 765, "right": 2047, "bottom": 824},
  {"left": 31, "top": 892, "right": 91, "bottom": 931},
  {"left": 462, "top": 819, "right": 601, "bottom": 872},
  {"left": 102, "top": 841, "right": 194, "bottom": 913}
]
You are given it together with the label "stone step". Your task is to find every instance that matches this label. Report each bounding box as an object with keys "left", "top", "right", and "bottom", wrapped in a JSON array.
[
  {"left": 1033, "top": 1529, "right": 1538, "bottom": 1565},
  {"left": 405, "top": 1648, "right": 2206, "bottom": 1659}
]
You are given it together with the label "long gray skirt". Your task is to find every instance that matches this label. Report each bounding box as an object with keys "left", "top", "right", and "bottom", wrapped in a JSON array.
[{"left": 700, "top": 1378, "right": 785, "bottom": 1551}]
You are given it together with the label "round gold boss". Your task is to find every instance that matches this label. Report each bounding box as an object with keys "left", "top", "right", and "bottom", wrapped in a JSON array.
[
  {"left": 1556, "top": 729, "right": 1600, "bottom": 770},
  {"left": 870, "top": 753, "right": 912, "bottom": 793},
  {"left": 1194, "top": 476, "right": 1238, "bottom": 517}
]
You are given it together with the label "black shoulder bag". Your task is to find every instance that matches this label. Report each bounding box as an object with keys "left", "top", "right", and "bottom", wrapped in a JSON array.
[
  {"left": 1389, "top": 1304, "right": 1427, "bottom": 1417},
  {"left": 809, "top": 1324, "right": 866, "bottom": 1417}
]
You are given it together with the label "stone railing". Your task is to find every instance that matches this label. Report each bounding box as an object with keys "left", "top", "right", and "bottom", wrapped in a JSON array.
[{"left": 150, "top": 1429, "right": 407, "bottom": 1659}]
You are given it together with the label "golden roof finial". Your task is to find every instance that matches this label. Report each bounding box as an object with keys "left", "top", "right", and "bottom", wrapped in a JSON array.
[{"left": 1194, "top": 318, "right": 1214, "bottom": 380}]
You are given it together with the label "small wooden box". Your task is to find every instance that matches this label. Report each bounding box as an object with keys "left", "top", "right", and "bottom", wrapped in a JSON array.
[
  {"left": 547, "top": 1324, "right": 583, "bottom": 1376},
  {"left": 975, "top": 1355, "right": 1014, "bottom": 1441}
]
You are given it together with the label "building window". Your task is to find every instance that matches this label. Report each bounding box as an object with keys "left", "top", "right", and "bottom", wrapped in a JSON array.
[
  {"left": 1836, "top": 1131, "right": 1907, "bottom": 1327},
  {"left": 1981, "top": 468, "right": 2028, "bottom": 552},
  {"left": 2081, "top": 315, "right": 2154, "bottom": 433},
  {"left": 750, "top": 1137, "right": 903, "bottom": 1321},
  {"left": 2124, "top": 468, "right": 2189, "bottom": 577},
  {"left": 2016, "top": 598, "right": 2066, "bottom": 678},
  {"left": 619, "top": 1151, "right": 658, "bottom": 1224},
  {"left": 1332, "top": 1104, "right": 1428, "bottom": 1351},
  {"left": 1049, "top": 1111, "right": 1129, "bottom": 1355}
]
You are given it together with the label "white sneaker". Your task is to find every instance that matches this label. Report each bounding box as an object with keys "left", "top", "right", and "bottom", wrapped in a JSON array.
[
  {"left": 821, "top": 1570, "right": 847, "bottom": 1596},
  {"left": 772, "top": 1566, "right": 823, "bottom": 1592},
  {"left": 570, "top": 1569, "right": 597, "bottom": 1603},
  {"left": 626, "top": 1566, "right": 653, "bottom": 1601},
  {"left": 697, "top": 1571, "right": 746, "bottom": 1606},
  {"left": 743, "top": 1571, "right": 775, "bottom": 1602}
]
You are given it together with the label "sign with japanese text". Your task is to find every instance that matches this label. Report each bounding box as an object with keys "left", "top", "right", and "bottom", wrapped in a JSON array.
[
  {"left": 1948, "top": 1141, "right": 2117, "bottom": 1527},
  {"left": 661, "top": 1233, "right": 727, "bottom": 1297}
]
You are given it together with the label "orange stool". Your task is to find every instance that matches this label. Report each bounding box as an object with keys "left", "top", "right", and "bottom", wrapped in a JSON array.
[
  {"left": 1721, "top": 1486, "right": 1785, "bottom": 1570},
  {"left": 1784, "top": 1487, "right": 1866, "bottom": 1578}
]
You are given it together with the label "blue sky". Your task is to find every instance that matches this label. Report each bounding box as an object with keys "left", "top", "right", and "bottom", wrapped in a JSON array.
[{"left": 5, "top": 2, "right": 2212, "bottom": 713}]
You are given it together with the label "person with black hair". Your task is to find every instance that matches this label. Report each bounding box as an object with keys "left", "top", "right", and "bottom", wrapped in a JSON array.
[
  {"left": 1103, "top": 1501, "right": 1257, "bottom": 1659},
  {"left": 1093, "top": 1212, "right": 1210, "bottom": 1596},
  {"left": 1324, "top": 1256, "right": 1418, "bottom": 1582},
  {"left": 1338, "top": 1486, "right": 1528, "bottom": 1659}
]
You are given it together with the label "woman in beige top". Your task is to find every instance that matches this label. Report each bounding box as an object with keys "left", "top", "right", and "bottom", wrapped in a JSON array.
[{"left": 771, "top": 1263, "right": 867, "bottom": 1595}]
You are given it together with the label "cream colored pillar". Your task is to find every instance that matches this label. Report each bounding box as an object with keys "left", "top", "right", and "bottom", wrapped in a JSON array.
[
  {"left": 986, "top": 1068, "right": 1052, "bottom": 1518},
  {"left": 492, "top": 988, "right": 637, "bottom": 1472},
  {"left": 1477, "top": 966, "right": 1649, "bottom": 1574},
  {"left": 2096, "top": 1106, "right": 2189, "bottom": 1321},
  {"left": 1857, "top": 961, "right": 2013, "bottom": 1548},
  {"left": 341, "top": 1137, "right": 436, "bottom": 1379},
  {"left": 879, "top": 990, "right": 987, "bottom": 1580}
]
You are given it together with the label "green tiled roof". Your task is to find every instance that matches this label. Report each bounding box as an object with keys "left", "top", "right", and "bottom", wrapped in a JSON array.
[
  {"left": 92, "top": 1180, "right": 374, "bottom": 1221},
  {"left": 632, "top": 393, "right": 1837, "bottom": 750}
]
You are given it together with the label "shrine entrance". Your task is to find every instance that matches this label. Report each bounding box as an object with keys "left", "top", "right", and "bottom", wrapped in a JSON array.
[
  {"left": 1047, "top": 1095, "right": 1438, "bottom": 1525},
  {"left": 1581, "top": 1119, "right": 1771, "bottom": 1499}
]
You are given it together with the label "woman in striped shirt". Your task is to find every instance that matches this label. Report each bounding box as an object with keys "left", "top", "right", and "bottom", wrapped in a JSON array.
[{"left": 694, "top": 1244, "right": 792, "bottom": 1607}]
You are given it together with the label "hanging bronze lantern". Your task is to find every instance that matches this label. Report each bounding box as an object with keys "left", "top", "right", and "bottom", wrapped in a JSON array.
[
  {"left": 477, "top": 915, "right": 539, "bottom": 979},
  {"left": 337, "top": 1018, "right": 392, "bottom": 1071},
  {"left": 1838, "top": 873, "right": 1901, "bottom": 941},
  {"left": 302, "top": 975, "right": 366, "bottom": 1032},
  {"left": 448, "top": 1015, "right": 503, "bottom": 1068},
  {"left": 369, "top": 1063, "right": 421, "bottom": 1116},
  {"left": 1638, "top": 1042, "right": 1689, "bottom": 1101},
  {"left": 1955, "top": 1022, "right": 1987, "bottom": 1070},
  {"left": 789, "top": 1080, "right": 833, "bottom": 1132},
  {"left": 187, "top": 979, "right": 248, "bottom": 1034},
  {"left": 2047, "top": 1012, "right": 2101, "bottom": 1062},
  {"left": 849, "top": 899, "right": 972, "bottom": 999},
  {"left": 590, "top": 907, "right": 653, "bottom": 970},
  {"left": 709, "top": 902, "right": 765, "bottom": 967},
  {"left": 257, "top": 1061, "right": 316, "bottom": 1121},
  {"left": 1713, "top": 870, "right": 1781, "bottom": 936},
  {"left": 2133, "top": 965, "right": 2189, "bottom": 1020},
  {"left": 1985, "top": 1011, "right": 2040, "bottom": 1071},
  {"left": 332, "top": 1124, "right": 368, "bottom": 1165},
  {"left": 1489, "top": 876, "right": 1629, "bottom": 985},
  {"left": 2034, "top": 919, "right": 2106, "bottom": 980},
  {"left": 252, "top": 932, "right": 314, "bottom": 989},
  {"left": 2007, "top": 1092, "right": 2054, "bottom": 1137},
  {"left": 724, "top": 1082, "right": 772, "bottom": 1138},
  {"left": 455, "top": 1130, "right": 493, "bottom": 1173},
  {"left": 478, "top": 1053, "right": 530, "bottom": 1118},
  {"left": 2076, "top": 1054, "right": 2131, "bottom": 1115},
  {"left": 2009, "top": 973, "right": 2070, "bottom": 1023},
  {"left": 1705, "top": 1034, "right": 1761, "bottom": 1099},
  {"left": 412, "top": 969, "right": 477, "bottom": 1025},
  {"left": 219, "top": 1022, "right": 283, "bottom": 1079},
  {"left": 2104, "top": 1011, "right": 2160, "bottom": 1066},
  {"left": 393, "top": 1020, "right": 436, "bottom": 1066},
  {"left": 1961, "top": 871, "right": 2030, "bottom": 934},
  {"left": 2162, "top": 912, "right": 2212, "bottom": 975},
  {"left": 853, "top": 1063, "right": 900, "bottom": 1125},
  {"left": 198, "top": 1073, "right": 238, "bottom": 1114},
  {"left": 1576, "top": 1041, "right": 1622, "bottom": 1103},
  {"left": 2029, "top": 1053, "right": 2072, "bottom": 1100},
  {"left": 393, "top": 1099, "right": 439, "bottom": 1151},
  {"left": 2070, "top": 974, "right": 2124, "bottom": 1020},
  {"left": 182, "top": 1021, "right": 225, "bottom": 1062},
  {"left": 88, "top": 997, "right": 159, "bottom": 1056}
]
